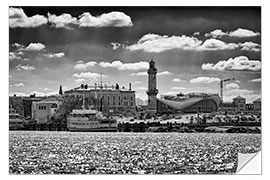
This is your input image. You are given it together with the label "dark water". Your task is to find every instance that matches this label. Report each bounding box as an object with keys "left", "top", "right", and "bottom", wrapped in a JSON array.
[{"left": 9, "top": 131, "right": 261, "bottom": 174}]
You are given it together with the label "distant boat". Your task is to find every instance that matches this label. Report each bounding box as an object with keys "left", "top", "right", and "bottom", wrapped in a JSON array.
[
  {"left": 67, "top": 109, "right": 117, "bottom": 132},
  {"left": 9, "top": 108, "right": 24, "bottom": 130}
]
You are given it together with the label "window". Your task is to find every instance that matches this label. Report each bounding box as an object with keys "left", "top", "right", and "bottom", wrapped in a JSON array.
[
  {"left": 119, "top": 102, "right": 121, "bottom": 105},
  {"left": 124, "top": 96, "right": 126, "bottom": 100},
  {"left": 119, "top": 96, "right": 121, "bottom": 101},
  {"left": 113, "top": 96, "right": 115, "bottom": 101},
  {"left": 107, "top": 95, "right": 110, "bottom": 101},
  {"left": 131, "top": 96, "right": 133, "bottom": 101},
  {"left": 130, "top": 102, "right": 133, "bottom": 106},
  {"left": 113, "top": 102, "right": 115, "bottom": 106},
  {"left": 108, "top": 102, "right": 110, "bottom": 105}
]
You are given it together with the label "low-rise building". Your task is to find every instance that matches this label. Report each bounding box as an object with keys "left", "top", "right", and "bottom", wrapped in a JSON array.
[
  {"left": 156, "top": 93, "right": 221, "bottom": 114},
  {"left": 32, "top": 101, "right": 61, "bottom": 124},
  {"left": 233, "top": 96, "right": 246, "bottom": 111},
  {"left": 219, "top": 95, "right": 246, "bottom": 112},
  {"left": 253, "top": 98, "right": 261, "bottom": 110}
]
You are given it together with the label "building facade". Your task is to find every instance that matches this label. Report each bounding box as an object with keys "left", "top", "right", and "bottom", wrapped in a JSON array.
[
  {"left": 233, "top": 96, "right": 246, "bottom": 111},
  {"left": 32, "top": 101, "right": 60, "bottom": 124},
  {"left": 156, "top": 93, "right": 221, "bottom": 114},
  {"left": 253, "top": 98, "right": 261, "bottom": 110},
  {"left": 146, "top": 59, "right": 158, "bottom": 113},
  {"left": 219, "top": 95, "right": 247, "bottom": 112},
  {"left": 64, "top": 83, "right": 136, "bottom": 113}
]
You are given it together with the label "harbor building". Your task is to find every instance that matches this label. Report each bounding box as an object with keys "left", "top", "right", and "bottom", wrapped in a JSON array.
[
  {"left": 146, "top": 59, "right": 158, "bottom": 114},
  {"left": 32, "top": 101, "right": 61, "bottom": 124},
  {"left": 253, "top": 98, "right": 261, "bottom": 110},
  {"left": 64, "top": 83, "right": 136, "bottom": 113},
  {"left": 219, "top": 95, "right": 246, "bottom": 112},
  {"left": 156, "top": 93, "right": 221, "bottom": 114}
]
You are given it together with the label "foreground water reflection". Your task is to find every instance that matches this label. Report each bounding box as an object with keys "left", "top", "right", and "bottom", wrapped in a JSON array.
[{"left": 9, "top": 131, "right": 261, "bottom": 174}]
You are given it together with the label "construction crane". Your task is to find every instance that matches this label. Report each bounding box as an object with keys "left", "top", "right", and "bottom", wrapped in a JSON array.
[{"left": 220, "top": 77, "right": 235, "bottom": 103}]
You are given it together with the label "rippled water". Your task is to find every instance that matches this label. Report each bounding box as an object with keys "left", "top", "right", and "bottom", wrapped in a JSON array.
[{"left": 9, "top": 131, "right": 261, "bottom": 174}]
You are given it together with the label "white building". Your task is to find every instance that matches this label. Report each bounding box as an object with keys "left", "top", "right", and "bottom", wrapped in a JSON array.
[
  {"left": 32, "top": 101, "right": 60, "bottom": 124},
  {"left": 253, "top": 98, "right": 261, "bottom": 110}
]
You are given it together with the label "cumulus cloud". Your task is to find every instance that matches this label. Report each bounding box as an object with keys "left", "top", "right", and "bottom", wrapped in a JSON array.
[
  {"left": 20, "top": 43, "right": 45, "bottom": 51},
  {"left": 72, "top": 72, "right": 108, "bottom": 82},
  {"left": 193, "top": 32, "right": 200, "bottom": 36},
  {"left": 172, "top": 78, "right": 186, "bottom": 82},
  {"left": 130, "top": 72, "right": 148, "bottom": 76},
  {"left": 9, "top": 52, "right": 20, "bottom": 61},
  {"left": 126, "top": 33, "right": 259, "bottom": 52},
  {"left": 10, "top": 8, "right": 133, "bottom": 29},
  {"left": 78, "top": 11, "right": 133, "bottom": 27},
  {"left": 198, "top": 39, "right": 239, "bottom": 51},
  {"left": 99, "top": 61, "right": 148, "bottom": 70},
  {"left": 15, "top": 64, "right": 36, "bottom": 71},
  {"left": 44, "top": 52, "right": 65, "bottom": 58},
  {"left": 190, "top": 77, "right": 220, "bottom": 84},
  {"left": 74, "top": 78, "right": 87, "bottom": 83},
  {"left": 205, "top": 29, "right": 227, "bottom": 38},
  {"left": 250, "top": 78, "right": 261, "bottom": 82},
  {"left": 48, "top": 13, "right": 77, "bottom": 28},
  {"left": 157, "top": 71, "right": 173, "bottom": 76},
  {"left": 171, "top": 87, "right": 186, "bottom": 90},
  {"left": 225, "top": 83, "right": 240, "bottom": 89},
  {"left": 126, "top": 33, "right": 202, "bottom": 53},
  {"left": 12, "top": 43, "right": 24, "bottom": 48},
  {"left": 205, "top": 28, "right": 260, "bottom": 38},
  {"left": 9, "top": 7, "right": 48, "bottom": 28},
  {"left": 111, "top": 42, "right": 121, "bottom": 50},
  {"left": 229, "top": 28, "right": 260, "bottom": 37},
  {"left": 240, "top": 42, "right": 261, "bottom": 52},
  {"left": 14, "top": 82, "right": 24, "bottom": 87},
  {"left": 74, "top": 61, "right": 97, "bottom": 70},
  {"left": 201, "top": 56, "right": 261, "bottom": 71}
]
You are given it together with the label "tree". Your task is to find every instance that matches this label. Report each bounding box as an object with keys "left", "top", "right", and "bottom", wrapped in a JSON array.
[
  {"left": 53, "top": 94, "right": 101, "bottom": 120},
  {"left": 9, "top": 97, "right": 24, "bottom": 115},
  {"left": 59, "top": 85, "right": 63, "bottom": 95}
]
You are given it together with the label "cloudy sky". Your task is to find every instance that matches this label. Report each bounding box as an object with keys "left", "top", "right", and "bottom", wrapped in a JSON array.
[{"left": 9, "top": 6, "right": 261, "bottom": 103}]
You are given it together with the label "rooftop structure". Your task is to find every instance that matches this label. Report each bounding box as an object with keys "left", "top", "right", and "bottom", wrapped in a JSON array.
[{"left": 64, "top": 83, "right": 136, "bottom": 113}]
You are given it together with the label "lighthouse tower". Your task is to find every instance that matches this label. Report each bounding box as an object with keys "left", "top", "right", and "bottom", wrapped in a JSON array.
[{"left": 146, "top": 59, "right": 158, "bottom": 113}]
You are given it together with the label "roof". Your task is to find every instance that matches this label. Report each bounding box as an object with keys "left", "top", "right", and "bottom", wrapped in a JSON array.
[
  {"left": 253, "top": 97, "right": 261, "bottom": 102},
  {"left": 233, "top": 95, "right": 245, "bottom": 100},
  {"left": 156, "top": 95, "right": 220, "bottom": 111}
]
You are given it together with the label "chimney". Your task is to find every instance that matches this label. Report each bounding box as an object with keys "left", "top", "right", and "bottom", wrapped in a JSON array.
[{"left": 129, "top": 83, "right": 131, "bottom": 90}]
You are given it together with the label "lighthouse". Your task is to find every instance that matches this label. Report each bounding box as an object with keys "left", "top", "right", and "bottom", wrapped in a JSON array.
[{"left": 146, "top": 59, "right": 158, "bottom": 113}]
